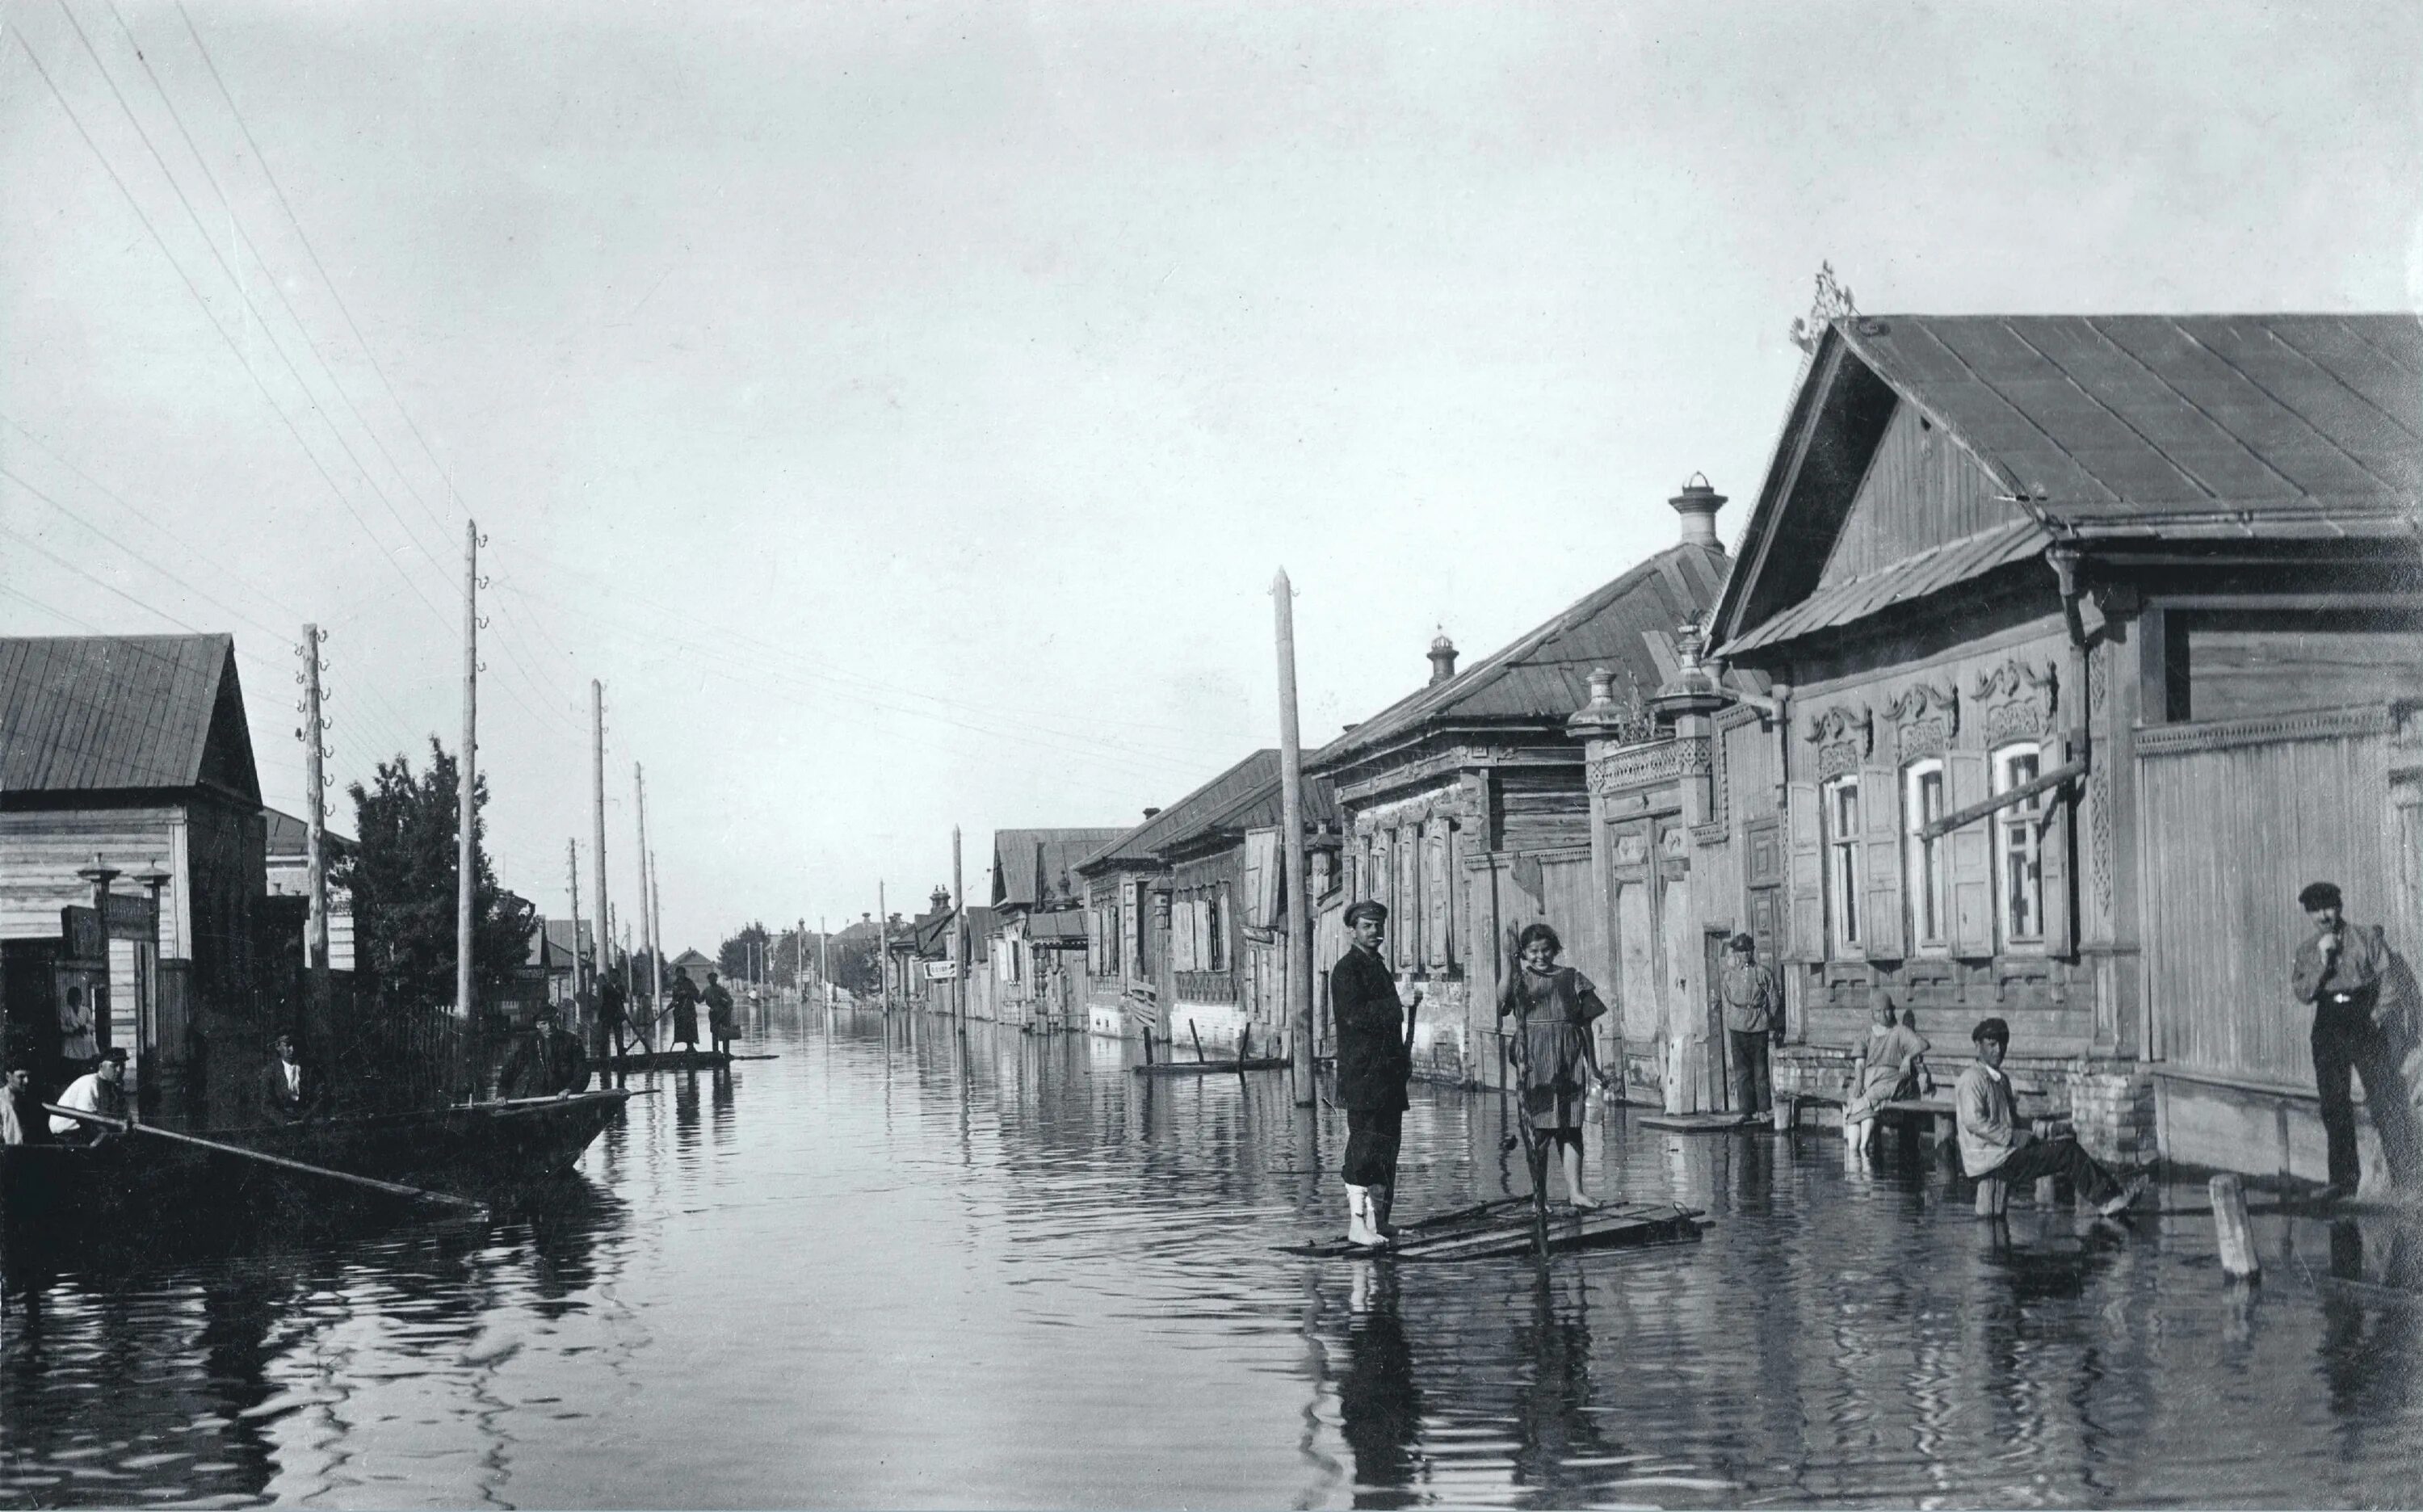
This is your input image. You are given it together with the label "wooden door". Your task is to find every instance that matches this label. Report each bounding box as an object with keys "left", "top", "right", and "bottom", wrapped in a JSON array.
[{"left": 1703, "top": 929, "right": 1732, "bottom": 1111}]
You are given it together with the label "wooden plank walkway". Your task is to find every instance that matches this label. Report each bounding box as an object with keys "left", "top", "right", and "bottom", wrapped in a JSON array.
[
  {"left": 605, "top": 1050, "right": 779, "bottom": 1072},
  {"left": 1278, "top": 1196, "right": 1703, "bottom": 1261},
  {"left": 1132, "top": 1057, "right": 1289, "bottom": 1077}
]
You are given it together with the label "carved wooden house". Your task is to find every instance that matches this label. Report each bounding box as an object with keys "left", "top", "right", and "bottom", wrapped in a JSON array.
[{"left": 1670, "top": 313, "right": 2423, "bottom": 1177}]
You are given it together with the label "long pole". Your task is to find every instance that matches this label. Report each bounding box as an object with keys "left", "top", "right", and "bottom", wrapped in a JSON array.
[
  {"left": 592, "top": 680, "right": 609, "bottom": 1012},
  {"left": 302, "top": 623, "right": 329, "bottom": 978},
  {"left": 820, "top": 916, "right": 829, "bottom": 1004},
  {"left": 636, "top": 763, "right": 661, "bottom": 1009},
  {"left": 951, "top": 825, "right": 966, "bottom": 1020},
  {"left": 565, "top": 838, "right": 583, "bottom": 1006},
  {"left": 456, "top": 520, "right": 479, "bottom": 1091},
  {"left": 880, "top": 880, "right": 891, "bottom": 1012},
  {"left": 650, "top": 857, "right": 666, "bottom": 1009},
  {"left": 1274, "top": 569, "right": 1315, "bottom": 1108}
]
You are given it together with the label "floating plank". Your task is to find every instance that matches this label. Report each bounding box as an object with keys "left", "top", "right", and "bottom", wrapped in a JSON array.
[
  {"left": 604, "top": 1050, "right": 778, "bottom": 1072},
  {"left": 1636, "top": 1112, "right": 1756, "bottom": 1133},
  {"left": 1278, "top": 1199, "right": 1703, "bottom": 1261},
  {"left": 1132, "top": 1057, "right": 1289, "bottom": 1077}
]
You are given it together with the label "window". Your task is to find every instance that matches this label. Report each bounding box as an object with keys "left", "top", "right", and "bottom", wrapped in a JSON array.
[
  {"left": 1207, "top": 887, "right": 1226, "bottom": 972},
  {"left": 1823, "top": 774, "right": 1862, "bottom": 952},
  {"left": 1994, "top": 743, "right": 2044, "bottom": 946},
  {"left": 1904, "top": 759, "right": 1949, "bottom": 951},
  {"left": 1104, "top": 904, "right": 1121, "bottom": 976}
]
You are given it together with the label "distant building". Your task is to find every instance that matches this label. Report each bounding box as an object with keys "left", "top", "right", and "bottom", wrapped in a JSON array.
[
  {"left": 263, "top": 807, "right": 355, "bottom": 972},
  {"left": 985, "top": 828, "right": 1123, "bottom": 1031}
]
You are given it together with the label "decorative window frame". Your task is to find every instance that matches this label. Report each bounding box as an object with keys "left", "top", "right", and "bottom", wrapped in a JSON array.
[
  {"left": 1991, "top": 741, "right": 2047, "bottom": 950},
  {"left": 1804, "top": 703, "right": 1873, "bottom": 782},
  {"left": 1972, "top": 657, "right": 2060, "bottom": 745},
  {"left": 1884, "top": 679, "right": 1960, "bottom": 762},
  {"left": 1822, "top": 772, "right": 1863, "bottom": 955},
  {"left": 1902, "top": 757, "right": 1951, "bottom": 954}
]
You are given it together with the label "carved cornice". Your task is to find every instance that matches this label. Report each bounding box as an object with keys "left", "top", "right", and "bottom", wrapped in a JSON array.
[
  {"left": 1883, "top": 680, "right": 1959, "bottom": 762},
  {"left": 1804, "top": 703, "right": 1871, "bottom": 779},
  {"left": 1973, "top": 657, "right": 2060, "bottom": 744},
  {"left": 1589, "top": 736, "right": 1711, "bottom": 796},
  {"left": 2138, "top": 704, "right": 2392, "bottom": 758}
]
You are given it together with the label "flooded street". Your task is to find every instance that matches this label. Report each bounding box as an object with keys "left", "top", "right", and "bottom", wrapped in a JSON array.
[{"left": 5, "top": 1003, "right": 2421, "bottom": 1509}]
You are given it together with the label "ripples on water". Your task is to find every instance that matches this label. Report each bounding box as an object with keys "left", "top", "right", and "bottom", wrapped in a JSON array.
[{"left": 4, "top": 1006, "right": 2421, "bottom": 1508}]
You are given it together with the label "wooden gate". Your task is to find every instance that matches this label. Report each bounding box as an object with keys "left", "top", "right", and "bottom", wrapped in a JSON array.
[{"left": 2138, "top": 705, "right": 2398, "bottom": 1090}]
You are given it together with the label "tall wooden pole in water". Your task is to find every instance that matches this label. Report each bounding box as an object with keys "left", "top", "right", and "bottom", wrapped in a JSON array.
[
  {"left": 456, "top": 521, "right": 480, "bottom": 1090},
  {"left": 951, "top": 825, "right": 966, "bottom": 1020},
  {"left": 565, "top": 838, "right": 583, "bottom": 1003},
  {"left": 1273, "top": 569, "right": 1316, "bottom": 1108},
  {"left": 300, "top": 623, "right": 330, "bottom": 983},
  {"left": 879, "top": 880, "right": 891, "bottom": 1012},
  {"left": 649, "top": 854, "right": 666, "bottom": 1006},
  {"left": 636, "top": 763, "right": 661, "bottom": 1009},
  {"left": 591, "top": 681, "right": 609, "bottom": 1014},
  {"left": 820, "top": 916, "right": 829, "bottom": 1004}
]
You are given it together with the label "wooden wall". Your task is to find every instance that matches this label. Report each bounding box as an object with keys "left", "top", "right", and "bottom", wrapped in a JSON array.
[
  {"left": 2139, "top": 709, "right": 2394, "bottom": 1088},
  {"left": 0, "top": 806, "right": 183, "bottom": 944},
  {"left": 1816, "top": 401, "right": 2014, "bottom": 590},
  {"left": 2182, "top": 617, "right": 2423, "bottom": 723}
]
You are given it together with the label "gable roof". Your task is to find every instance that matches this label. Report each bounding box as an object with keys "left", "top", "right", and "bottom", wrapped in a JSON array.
[
  {"left": 265, "top": 807, "right": 358, "bottom": 859},
  {"left": 669, "top": 948, "right": 716, "bottom": 972},
  {"left": 991, "top": 828, "right": 1127, "bottom": 909},
  {"left": 1310, "top": 540, "right": 1729, "bottom": 773},
  {"left": 0, "top": 634, "right": 261, "bottom": 802},
  {"left": 1713, "top": 314, "right": 2423, "bottom": 652},
  {"left": 1159, "top": 764, "right": 1340, "bottom": 858},
  {"left": 1075, "top": 750, "right": 1283, "bottom": 876}
]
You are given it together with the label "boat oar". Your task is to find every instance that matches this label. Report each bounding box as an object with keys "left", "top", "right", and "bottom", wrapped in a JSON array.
[{"left": 43, "top": 1104, "right": 489, "bottom": 1218}]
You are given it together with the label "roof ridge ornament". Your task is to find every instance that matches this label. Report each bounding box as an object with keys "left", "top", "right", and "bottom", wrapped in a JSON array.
[{"left": 1787, "top": 262, "right": 1859, "bottom": 355}]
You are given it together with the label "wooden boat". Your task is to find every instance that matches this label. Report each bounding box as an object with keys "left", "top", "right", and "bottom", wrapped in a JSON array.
[
  {"left": 2, "top": 1090, "right": 629, "bottom": 1245},
  {"left": 1132, "top": 1056, "right": 1290, "bottom": 1077},
  {"left": 604, "top": 1048, "right": 777, "bottom": 1072},
  {"left": 1277, "top": 1195, "right": 1705, "bottom": 1261}
]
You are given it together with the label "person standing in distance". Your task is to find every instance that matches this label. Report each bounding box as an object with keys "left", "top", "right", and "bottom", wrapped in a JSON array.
[
  {"left": 2291, "top": 880, "right": 2421, "bottom": 1200},
  {"left": 1720, "top": 933, "right": 1781, "bottom": 1124},
  {"left": 1333, "top": 900, "right": 1421, "bottom": 1249}
]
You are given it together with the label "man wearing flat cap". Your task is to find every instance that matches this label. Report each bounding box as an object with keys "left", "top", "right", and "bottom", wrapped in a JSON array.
[
  {"left": 501, "top": 1007, "right": 591, "bottom": 1099},
  {"left": 1333, "top": 900, "right": 1421, "bottom": 1249},
  {"left": 1720, "top": 932, "right": 1780, "bottom": 1124},
  {"left": 2293, "top": 880, "right": 2420, "bottom": 1199}
]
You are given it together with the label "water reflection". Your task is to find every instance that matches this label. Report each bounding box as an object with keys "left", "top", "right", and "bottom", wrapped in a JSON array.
[{"left": 8, "top": 1005, "right": 2423, "bottom": 1507}]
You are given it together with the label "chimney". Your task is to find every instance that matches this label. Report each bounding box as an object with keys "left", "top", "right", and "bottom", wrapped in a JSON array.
[
  {"left": 1143, "top": 807, "right": 1161, "bottom": 819},
  {"left": 1669, "top": 472, "right": 1727, "bottom": 551},
  {"left": 930, "top": 885, "right": 952, "bottom": 914},
  {"left": 1428, "top": 632, "right": 1458, "bottom": 686}
]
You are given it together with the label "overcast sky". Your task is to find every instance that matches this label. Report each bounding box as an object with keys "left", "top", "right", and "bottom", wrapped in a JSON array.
[{"left": 4, "top": 1, "right": 2419, "bottom": 953}]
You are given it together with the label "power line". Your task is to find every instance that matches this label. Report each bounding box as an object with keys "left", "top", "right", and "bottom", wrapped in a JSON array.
[{"left": 15, "top": 10, "right": 451, "bottom": 631}]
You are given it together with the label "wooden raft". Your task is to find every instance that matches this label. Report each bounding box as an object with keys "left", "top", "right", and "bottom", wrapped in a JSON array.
[
  {"left": 1278, "top": 1195, "right": 1704, "bottom": 1261},
  {"left": 1132, "top": 1056, "right": 1289, "bottom": 1077},
  {"left": 607, "top": 1050, "right": 779, "bottom": 1072}
]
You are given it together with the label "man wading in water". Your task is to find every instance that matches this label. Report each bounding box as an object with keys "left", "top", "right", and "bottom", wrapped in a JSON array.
[{"left": 1332, "top": 900, "right": 1421, "bottom": 1250}]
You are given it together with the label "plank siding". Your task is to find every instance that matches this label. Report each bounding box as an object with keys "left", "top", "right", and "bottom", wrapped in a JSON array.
[
  {"left": 2184, "top": 620, "right": 2423, "bottom": 722},
  {"left": 0, "top": 808, "right": 183, "bottom": 942},
  {"left": 2140, "top": 720, "right": 2393, "bottom": 1087},
  {"left": 1816, "top": 401, "right": 2016, "bottom": 590}
]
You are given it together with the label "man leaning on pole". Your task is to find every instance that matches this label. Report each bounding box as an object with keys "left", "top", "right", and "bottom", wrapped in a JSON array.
[{"left": 1331, "top": 900, "right": 1421, "bottom": 1250}]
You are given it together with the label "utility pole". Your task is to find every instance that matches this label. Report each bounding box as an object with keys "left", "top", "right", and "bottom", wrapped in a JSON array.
[
  {"left": 456, "top": 519, "right": 480, "bottom": 1093},
  {"left": 565, "top": 838, "right": 584, "bottom": 1009},
  {"left": 879, "top": 880, "right": 892, "bottom": 1012},
  {"left": 1274, "top": 569, "right": 1316, "bottom": 1108},
  {"left": 591, "top": 680, "right": 609, "bottom": 1021},
  {"left": 951, "top": 825, "right": 966, "bottom": 1020},
  {"left": 636, "top": 762, "right": 661, "bottom": 1010},
  {"left": 650, "top": 855, "right": 666, "bottom": 1008},
  {"left": 300, "top": 624, "right": 330, "bottom": 987},
  {"left": 820, "top": 916, "right": 829, "bottom": 1004}
]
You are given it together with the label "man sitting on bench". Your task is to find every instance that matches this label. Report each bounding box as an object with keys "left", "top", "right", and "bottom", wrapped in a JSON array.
[{"left": 1955, "top": 1017, "right": 2144, "bottom": 1217}]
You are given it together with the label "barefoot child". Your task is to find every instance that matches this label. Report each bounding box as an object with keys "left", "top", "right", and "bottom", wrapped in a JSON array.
[{"left": 1497, "top": 923, "right": 1614, "bottom": 1208}]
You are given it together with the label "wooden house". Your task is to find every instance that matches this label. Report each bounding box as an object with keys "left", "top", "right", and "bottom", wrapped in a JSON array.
[
  {"left": 262, "top": 808, "right": 355, "bottom": 972},
  {"left": 1147, "top": 756, "right": 1342, "bottom": 1056},
  {"left": 986, "top": 828, "right": 1122, "bottom": 1031},
  {"left": 0, "top": 634, "right": 268, "bottom": 1126},
  {"left": 1308, "top": 494, "right": 1731, "bottom": 1090},
  {"left": 1671, "top": 313, "right": 2423, "bottom": 1178},
  {"left": 1073, "top": 756, "right": 1287, "bottom": 1043}
]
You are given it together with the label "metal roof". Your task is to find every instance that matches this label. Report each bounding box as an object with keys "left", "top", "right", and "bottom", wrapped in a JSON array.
[
  {"left": 265, "top": 807, "right": 358, "bottom": 858},
  {"left": 1722, "top": 519, "right": 2051, "bottom": 653},
  {"left": 0, "top": 634, "right": 258, "bottom": 799},
  {"left": 1842, "top": 314, "right": 2423, "bottom": 522},
  {"left": 992, "top": 828, "right": 1128, "bottom": 909},
  {"left": 1075, "top": 751, "right": 1281, "bottom": 875},
  {"left": 1310, "top": 541, "right": 1728, "bottom": 771},
  {"left": 1159, "top": 766, "right": 1339, "bottom": 855}
]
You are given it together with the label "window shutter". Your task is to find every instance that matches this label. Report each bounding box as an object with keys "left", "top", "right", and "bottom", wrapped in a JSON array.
[
  {"left": 1946, "top": 750, "right": 1994, "bottom": 957},
  {"left": 1787, "top": 780, "right": 1824, "bottom": 961},
  {"left": 1860, "top": 761, "right": 1904, "bottom": 960},
  {"left": 1425, "top": 831, "right": 1451, "bottom": 971},
  {"left": 2042, "top": 762, "right": 2075, "bottom": 956}
]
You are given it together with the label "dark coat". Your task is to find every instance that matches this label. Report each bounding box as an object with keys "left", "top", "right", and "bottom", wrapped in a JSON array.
[
  {"left": 259, "top": 1056, "right": 326, "bottom": 1124},
  {"left": 501, "top": 1031, "right": 591, "bottom": 1098},
  {"left": 670, "top": 975, "right": 701, "bottom": 1043},
  {"left": 1330, "top": 945, "right": 1410, "bottom": 1111},
  {"left": 597, "top": 976, "right": 628, "bottom": 1027}
]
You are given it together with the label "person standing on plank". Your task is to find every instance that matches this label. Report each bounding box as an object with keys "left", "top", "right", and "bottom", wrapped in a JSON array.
[
  {"left": 668, "top": 967, "right": 703, "bottom": 1053},
  {"left": 2292, "top": 880, "right": 2421, "bottom": 1200},
  {"left": 1719, "top": 933, "right": 1782, "bottom": 1124},
  {"left": 1332, "top": 900, "right": 1421, "bottom": 1250},
  {"left": 1497, "top": 922, "right": 1614, "bottom": 1208},
  {"left": 704, "top": 970, "right": 737, "bottom": 1057}
]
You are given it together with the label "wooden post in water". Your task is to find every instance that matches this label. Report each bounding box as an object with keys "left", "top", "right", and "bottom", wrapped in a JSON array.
[
  {"left": 880, "top": 880, "right": 892, "bottom": 1013},
  {"left": 636, "top": 764, "right": 662, "bottom": 1011},
  {"left": 456, "top": 522, "right": 480, "bottom": 1099},
  {"left": 952, "top": 825, "right": 967, "bottom": 1021},
  {"left": 565, "top": 839, "right": 585, "bottom": 1023},
  {"left": 592, "top": 681, "right": 610, "bottom": 1019},
  {"left": 1273, "top": 569, "right": 1315, "bottom": 1109},
  {"left": 2211, "top": 1173, "right": 2261, "bottom": 1283},
  {"left": 301, "top": 624, "right": 330, "bottom": 987}
]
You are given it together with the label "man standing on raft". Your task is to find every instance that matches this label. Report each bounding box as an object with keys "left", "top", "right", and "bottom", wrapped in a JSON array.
[{"left": 1333, "top": 900, "right": 1421, "bottom": 1250}]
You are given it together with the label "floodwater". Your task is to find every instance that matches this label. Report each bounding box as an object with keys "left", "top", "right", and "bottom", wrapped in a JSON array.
[{"left": 4, "top": 1005, "right": 2421, "bottom": 1510}]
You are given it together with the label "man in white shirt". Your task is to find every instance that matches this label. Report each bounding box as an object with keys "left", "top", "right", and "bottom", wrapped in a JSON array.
[
  {"left": 48, "top": 1048, "right": 129, "bottom": 1142},
  {"left": 1955, "top": 1018, "right": 2144, "bottom": 1217},
  {"left": 1, "top": 1063, "right": 36, "bottom": 1144},
  {"left": 260, "top": 1033, "right": 325, "bottom": 1124}
]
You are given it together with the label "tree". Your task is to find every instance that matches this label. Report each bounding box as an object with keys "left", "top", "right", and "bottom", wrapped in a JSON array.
[
  {"left": 720, "top": 921, "right": 771, "bottom": 981},
  {"left": 338, "top": 737, "right": 537, "bottom": 1015},
  {"left": 829, "top": 933, "right": 881, "bottom": 994}
]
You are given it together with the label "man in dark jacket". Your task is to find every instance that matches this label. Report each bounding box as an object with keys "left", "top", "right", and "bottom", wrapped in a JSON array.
[
  {"left": 501, "top": 1009, "right": 591, "bottom": 1098},
  {"left": 1332, "top": 900, "right": 1421, "bottom": 1248},
  {"left": 259, "top": 1033, "right": 327, "bottom": 1124},
  {"left": 2293, "top": 880, "right": 2421, "bottom": 1199}
]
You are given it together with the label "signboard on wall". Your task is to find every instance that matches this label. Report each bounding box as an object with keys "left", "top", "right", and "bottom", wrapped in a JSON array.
[{"left": 925, "top": 961, "right": 960, "bottom": 981}]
